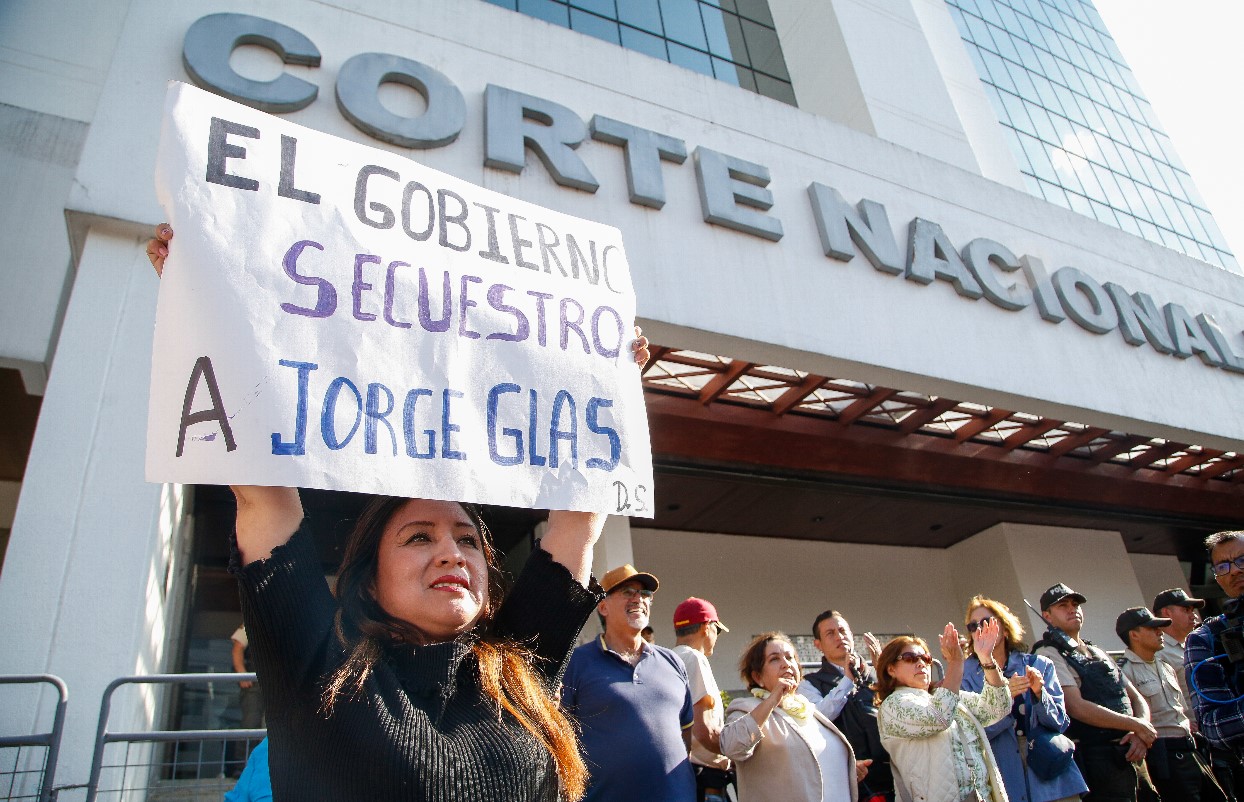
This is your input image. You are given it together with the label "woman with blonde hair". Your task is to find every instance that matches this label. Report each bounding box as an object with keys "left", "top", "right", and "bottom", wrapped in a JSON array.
[
  {"left": 962, "top": 597, "right": 1087, "bottom": 802},
  {"left": 874, "top": 622, "right": 1011, "bottom": 802},
  {"left": 720, "top": 632, "right": 868, "bottom": 802}
]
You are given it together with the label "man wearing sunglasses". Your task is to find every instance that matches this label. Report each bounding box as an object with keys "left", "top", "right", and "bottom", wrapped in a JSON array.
[
  {"left": 562, "top": 564, "right": 696, "bottom": 802},
  {"left": 1184, "top": 530, "right": 1244, "bottom": 763},
  {"left": 1033, "top": 583, "right": 1156, "bottom": 802}
]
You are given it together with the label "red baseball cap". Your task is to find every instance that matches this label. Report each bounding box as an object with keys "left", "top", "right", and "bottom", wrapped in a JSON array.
[{"left": 673, "top": 597, "right": 729, "bottom": 632}]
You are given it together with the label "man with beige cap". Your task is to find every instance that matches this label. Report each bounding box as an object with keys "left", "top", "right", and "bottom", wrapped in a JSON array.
[{"left": 562, "top": 564, "right": 695, "bottom": 802}]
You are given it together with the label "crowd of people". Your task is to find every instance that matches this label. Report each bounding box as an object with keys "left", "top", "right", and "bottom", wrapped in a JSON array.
[
  {"left": 563, "top": 560, "right": 1242, "bottom": 802},
  {"left": 147, "top": 228, "right": 1244, "bottom": 802}
]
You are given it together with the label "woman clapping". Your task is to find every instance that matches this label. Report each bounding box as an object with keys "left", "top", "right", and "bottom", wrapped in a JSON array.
[{"left": 875, "top": 620, "right": 1011, "bottom": 802}]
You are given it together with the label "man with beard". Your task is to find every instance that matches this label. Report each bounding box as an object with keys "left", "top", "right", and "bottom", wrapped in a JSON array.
[
  {"left": 562, "top": 564, "right": 695, "bottom": 802},
  {"left": 1185, "top": 530, "right": 1244, "bottom": 798}
]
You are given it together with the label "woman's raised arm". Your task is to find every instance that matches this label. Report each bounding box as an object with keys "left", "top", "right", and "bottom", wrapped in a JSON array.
[{"left": 145, "top": 224, "right": 304, "bottom": 565}]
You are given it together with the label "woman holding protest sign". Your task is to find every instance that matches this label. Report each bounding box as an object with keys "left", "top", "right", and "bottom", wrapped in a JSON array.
[{"left": 148, "top": 224, "right": 649, "bottom": 802}]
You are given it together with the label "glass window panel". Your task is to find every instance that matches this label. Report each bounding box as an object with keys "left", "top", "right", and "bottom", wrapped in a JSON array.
[
  {"left": 1137, "top": 218, "right": 1161, "bottom": 241},
  {"left": 1092, "top": 165, "right": 1126, "bottom": 208},
  {"left": 483, "top": 0, "right": 519, "bottom": 9},
  {"left": 1066, "top": 191, "right": 1093, "bottom": 216},
  {"left": 571, "top": 0, "right": 615, "bottom": 15},
  {"left": 1009, "top": 63, "right": 1038, "bottom": 99},
  {"left": 711, "top": 56, "right": 743, "bottom": 86},
  {"left": 732, "top": 0, "right": 775, "bottom": 26},
  {"left": 1158, "top": 192, "right": 1187, "bottom": 234},
  {"left": 742, "top": 19, "right": 789, "bottom": 80},
  {"left": 1087, "top": 199, "right": 1118, "bottom": 227},
  {"left": 982, "top": 50, "right": 1017, "bottom": 93},
  {"left": 1030, "top": 106, "right": 1059, "bottom": 143},
  {"left": 619, "top": 24, "right": 668, "bottom": 59},
  {"left": 667, "top": 41, "right": 713, "bottom": 75},
  {"left": 950, "top": 8, "right": 974, "bottom": 40},
  {"left": 734, "top": 65, "right": 758, "bottom": 93},
  {"left": 660, "top": 0, "right": 708, "bottom": 49},
  {"left": 753, "top": 72, "right": 796, "bottom": 105},
  {"left": 1031, "top": 73, "right": 1061, "bottom": 113},
  {"left": 997, "top": 2, "right": 1022, "bottom": 32},
  {"left": 999, "top": 91, "right": 1035, "bottom": 135},
  {"left": 1012, "top": 36, "right": 1040, "bottom": 71},
  {"left": 1020, "top": 134, "right": 1058, "bottom": 182},
  {"left": 977, "top": 0, "right": 1003, "bottom": 25},
  {"left": 984, "top": 85, "right": 1010, "bottom": 122},
  {"left": 965, "top": 13, "right": 996, "bottom": 49},
  {"left": 1179, "top": 201, "right": 1210, "bottom": 242},
  {"left": 1156, "top": 226, "right": 1180, "bottom": 250},
  {"left": 1018, "top": 13, "right": 1046, "bottom": 49},
  {"left": 1038, "top": 179, "right": 1073, "bottom": 210},
  {"left": 619, "top": 0, "right": 663, "bottom": 33},
  {"left": 570, "top": 9, "right": 621, "bottom": 43},
  {"left": 518, "top": 0, "right": 570, "bottom": 26},
  {"left": 703, "top": 9, "right": 744, "bottom": 60},
  {"left": 1114, "top": 208, "right": 1141, "bottom": 236},
  {"left": 990, "top": 25, "right": 1021, "bottom": 62},
  {"left": 1004, "top": 130, "right": 1032, "bottom": 170}
]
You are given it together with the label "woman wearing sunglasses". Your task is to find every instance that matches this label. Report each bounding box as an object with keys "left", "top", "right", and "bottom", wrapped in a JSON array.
[
  {"left": 874, "top": 621, "right": 1011, "bottom": 802},
  {"left": 720, "top": 632, "right": 869, "bottom": 802},
  {"left": 962, "top": 598, "right": 1087, "bottom": 802}
]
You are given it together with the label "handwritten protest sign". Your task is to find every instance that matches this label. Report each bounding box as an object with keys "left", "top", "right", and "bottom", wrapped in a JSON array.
[{"left": 147, "top": 82, "right": 653, "bottom": 516}]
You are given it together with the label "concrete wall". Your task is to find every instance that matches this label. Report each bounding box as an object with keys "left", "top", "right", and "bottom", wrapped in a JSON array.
[
  {"left": 1130, "top": 552, "right": 1192, "bottom": 610},
  {"left": 0, "top": 0, "right": 131, "bottom": 391},
  {"left": 0, "top": 227, "right": 195, "bottom": 793},
  {"left": 629, "top": 521, "right": 1166, "bottom": 690}
]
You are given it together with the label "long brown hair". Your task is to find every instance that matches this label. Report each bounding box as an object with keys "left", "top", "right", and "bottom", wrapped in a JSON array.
[
  {"left": 323, "top": 496, "right": 587, "bottom": 800},
  {"left": 871, "top": 635, "right": 929, "bottom": 703},
  {"left": 963, "top": 596, "right": 1026, "bottom": 657}
]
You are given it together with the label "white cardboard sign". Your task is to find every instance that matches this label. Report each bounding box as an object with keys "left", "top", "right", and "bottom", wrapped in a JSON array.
[{"left": 147, "top": 82, "right": 654, "bottom": 516}]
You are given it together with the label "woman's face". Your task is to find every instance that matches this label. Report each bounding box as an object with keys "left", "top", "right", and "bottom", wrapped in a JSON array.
[
  {"left": 372, "top": 499, "right": 490, "bottom": 642},
  {"left": 752, "top": 639, "right": 801, "bottom": 693},
  {"left": 887, "top": 643, "right": 933, "bottom": 691},
  {"left": 968, "top": 606, "right": 1001, "bottom": 650}
]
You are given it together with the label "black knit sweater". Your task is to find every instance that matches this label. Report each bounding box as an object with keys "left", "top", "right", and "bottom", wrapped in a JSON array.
[{"left": 232, "top": 527, "right": 602, "bottom": 801}]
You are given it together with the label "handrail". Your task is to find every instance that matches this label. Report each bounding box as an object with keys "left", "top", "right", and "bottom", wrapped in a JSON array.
[
  {"left": 85, "top": 672, "right": 257, "bottom": 802},
  {"left": 0, "top": 674, "right": 69, "bottom": 802}
]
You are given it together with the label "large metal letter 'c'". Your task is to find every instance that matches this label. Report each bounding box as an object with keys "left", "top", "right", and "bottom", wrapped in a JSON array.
[{"left": 183, "top": 13, "right": 321, "bottom": 113}]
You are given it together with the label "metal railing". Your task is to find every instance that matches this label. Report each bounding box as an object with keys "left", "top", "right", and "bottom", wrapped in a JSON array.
[
  {"left": 0, "top": 674, "right": 68, "bottom": 802},
  {"left": 85, "top": 673, "right": 264, "bottom": 802}
]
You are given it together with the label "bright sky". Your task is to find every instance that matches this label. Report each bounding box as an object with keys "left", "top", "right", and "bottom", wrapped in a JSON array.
[{"left": 1093, "top": 0, "right": 1244, "bottom": 264}]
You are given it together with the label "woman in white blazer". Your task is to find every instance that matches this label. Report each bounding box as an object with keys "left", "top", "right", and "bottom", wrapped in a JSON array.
[
  {"left": 875, "top": 622, "right": 1011, "bottom": 802},
  {"left": 721, "top": 632, "right": 869, "bottom": 802}
]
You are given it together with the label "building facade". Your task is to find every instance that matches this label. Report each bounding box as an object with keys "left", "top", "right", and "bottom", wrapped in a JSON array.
[{"left": 1, "top": 0, "right": 1241, "bottom": 793}]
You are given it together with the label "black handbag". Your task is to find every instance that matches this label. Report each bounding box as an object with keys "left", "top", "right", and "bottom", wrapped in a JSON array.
[{"left": 1022, "top": 656, "right": 1076, "bottom": 781}]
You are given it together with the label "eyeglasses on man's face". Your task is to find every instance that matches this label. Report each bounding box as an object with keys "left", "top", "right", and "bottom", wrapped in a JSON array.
[
  {"left": 966, "top": 615, "right": 994, "bottom": 634},
  {"left": 612, "top": 587, "right": 654, "bottom": 601},
  {"left": 896, "top": 651, "right": 933, "bottom": 666},
  {"left": 1212, "top": 556, "right": 1244, "bottom": 577}
]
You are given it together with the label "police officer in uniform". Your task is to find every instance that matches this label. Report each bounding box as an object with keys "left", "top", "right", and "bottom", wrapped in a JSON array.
[{"left": 1033, "top": 584, "right": 1157, "bottom": 802}]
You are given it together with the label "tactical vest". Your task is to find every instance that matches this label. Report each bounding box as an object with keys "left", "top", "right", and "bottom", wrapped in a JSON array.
[{"left": 1033, "top": 629, "right": 1130, "bottom": 743}]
